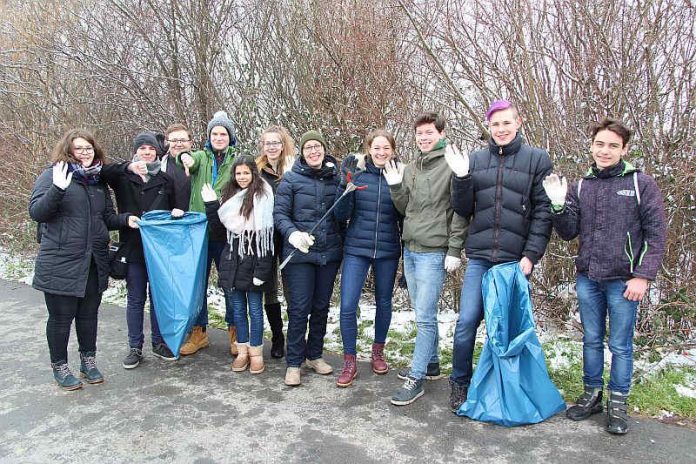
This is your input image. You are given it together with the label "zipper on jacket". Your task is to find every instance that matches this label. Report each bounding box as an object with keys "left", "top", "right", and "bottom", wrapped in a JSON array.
[
  {"left": 624, "top": 231, "right": 635, "bottom": 273},
  {"left": 373, "top": 170, "right": 382, "bottom": 259},
  {"left": 491, "top": 147, "right": 504, "bottom": 261}
]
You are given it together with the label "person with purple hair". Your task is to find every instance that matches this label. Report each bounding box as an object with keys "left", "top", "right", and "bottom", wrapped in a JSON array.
[{"left": 444, "top": 100, "right": 554, "bottom": 412}]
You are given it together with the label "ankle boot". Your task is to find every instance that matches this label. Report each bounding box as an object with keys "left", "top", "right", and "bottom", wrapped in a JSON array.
[
  {"left": 231, "top": 343, "right": 249, "bottom": 372},
  {"left": 228, "top": 326, "right": 238, "bottom": 356},
  {"left": 265, "top": 303, "right": 285, "bottom": 359},
  {"left": 180, "top": 326, "right": 209, "bottom": 356},
  {"left": 79, "top": 351, "right": 104, "bottom": 384},
  {"left": 566, "top": 386, "right": 603, "bottom": 421},
  {"left": 607, "top": 391, "right": 630, "bottom": 435},
  {"left": 51, "top": 361, "right": 83, "bottom": 391},
  {"left": 336, "top": 354, "right": 357, "bottom": 387},
  {"left": 249, "top": 345, "right": 265, "bottom": 374},
  {"left": 371, "top": 342, "right": 389, "bottom": 374}
]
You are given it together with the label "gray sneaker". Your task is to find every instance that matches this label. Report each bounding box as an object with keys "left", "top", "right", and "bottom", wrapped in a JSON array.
[
  {"left": 122, "top": 347, "right": 143, "bottom": 369},
  {"left": 391, "top": 376, "right": 425, "bottom": 406}
]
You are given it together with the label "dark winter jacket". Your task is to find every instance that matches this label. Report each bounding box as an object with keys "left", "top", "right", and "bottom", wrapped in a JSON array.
[
  {"left": 551, "top": 160, "right": 666, "bottom": 281},
  {"left": 273, "top": 155, "right": 343, "bottom": 265},
  {"left": 451, "top": 134, "right": 553, "bottom": 264},
  {"left": 204, "top": 200, "right": 274, "bottom": 291},
  {"left": 333, "top": 154, "right": 401, "bottom": 260},
  {"left": 29, "top": 167, "right": 129, "bottom": 297},
  {"left": 260, "top": 163, "right": 288, "bottom": 257},
  {"left": 101, "top": 162, "right": 185, "bottom": 264},
  {"left": 161, "top": 154, "right": 192, "bottom": 209}
]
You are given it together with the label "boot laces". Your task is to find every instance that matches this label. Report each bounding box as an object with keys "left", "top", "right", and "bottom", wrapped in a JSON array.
[
  {"left": 403, "top": 377, "right": 419, "bottom": 391},
  {"left": 341, "top": 359, "right": 356, "bottom": 374},
  {"left": 82, "top": 356, "right": 97, "bottom": 370},
  {"left": 54, "top": 363, "right": 72, "bottom": 379},
  {"left": 372, "top": 348, "right": 385, "bottom": 362}
]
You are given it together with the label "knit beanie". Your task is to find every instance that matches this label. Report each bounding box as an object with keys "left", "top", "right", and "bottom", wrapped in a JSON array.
[
  {"left": 207, "top": 111, "right": 237, "bottom": 146},
  {"left": 132, "top": 131, "right": 162, "bottom": 156},
  {"left": 300, "top": 130, "right": 327, "bottom": 151}
]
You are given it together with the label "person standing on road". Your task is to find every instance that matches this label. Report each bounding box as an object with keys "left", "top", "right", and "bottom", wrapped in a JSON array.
[
  {"left": 543, "top": 118, "right": 667, "bottom": 435},
  {"left": 29, "top": 129, "right": 138, "bottom": 390}
]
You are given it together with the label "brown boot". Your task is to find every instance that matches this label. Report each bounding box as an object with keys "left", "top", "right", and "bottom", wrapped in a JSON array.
[
  {"left": 231, "top": 343, "right": 249, "bottom": 372},
  {"left": 371, "top": 342, "right": 389, "bottom": 374},
  {"left": 180, "top": 326, "right": 209, "bottom": 356},
  {"left": 336, "top": 354, "right": 357, "bottom": 388},
  {"left": 228, "top": 326, "right": 238, "bottom": 356},
  {"left": 249, "top": 345, "right": 265, "bottom": 374}
]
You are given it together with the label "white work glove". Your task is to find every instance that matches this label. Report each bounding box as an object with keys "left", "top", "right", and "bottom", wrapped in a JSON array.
[
  {"left": 444, "top": 144, "right": 469, "bottom": 177},
  {"left": 171, "top": 208, "right": 184, "bottom": 218},
  {"left": 383, "top": 160, "right": 405, "bottom": 186},
  {"left": 52, "top": 161, "right": 73, "bottom": 190},
  {"left": 288, "top": 231, "right": 315, "bottom": 254},
  {"left": 542, "top": 173, "right": 568, "bottom": 206},
  {"left": 201, "top": 183, "right": 218, "bottom": 202},
  {"left": 253, "top": 278, "right": 265, "bottom": 286},
  {"left": 128, "top": 215, "right": 140, "bottom": 229},
  {"left": 180, "top": 152, "right": 194, "bottom": 177},
  {"left": 444, "top": 256, "right": 462, "bottom": 273}
]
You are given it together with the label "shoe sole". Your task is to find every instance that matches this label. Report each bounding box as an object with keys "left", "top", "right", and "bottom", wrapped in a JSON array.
[
  {"left": 336, "top": 372, "right": 358, "bottom": 388},
  {"left": 566, "top": 406, "right": 604, "bottom": 421},
  {"left": 250, "top": 366, "right": 265, "bottom": 374},
  {"left": 372, "top": 366, "right": 389, "bottom": 375},
  {"left": 57, "top": 381, "right": 83, "bottom": 391},
  {"left": 152, "top": 353, "right": 178, "bottom": 361},
  {"left": 80, "top": 372, "right": 104, "bottom": 384},
  {"left": 122, "top": 360, "right": 141, "bottom": 369},
  {"left": 180, "top": 343, "right": 209, "bottom": 356},
  {"left": 390, "top": 389, "right": 424, "bottom": 406},
  {"left": 397, "top": 372, "right": 443, "bottom": 381},
  {"left": 231, "top": 362, "right": 249, "bottom": 372}
]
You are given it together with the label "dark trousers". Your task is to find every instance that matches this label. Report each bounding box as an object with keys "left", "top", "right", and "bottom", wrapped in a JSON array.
[
  {"left": 283, "top": 261, "right": 340, "bottom": 367},
  {"left": 125, "top": 261, "right": 163, "bottom": 348},
  {"left": 195, "top": 239, "right": 233, "bottom": 327},
  {"left": 44, "top": 261, "right": 102, "bottom": 364}
]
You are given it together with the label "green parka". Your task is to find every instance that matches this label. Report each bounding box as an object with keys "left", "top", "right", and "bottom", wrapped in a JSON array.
[{"left": 177, "top": 146, "right": 236, "bottom": 213}]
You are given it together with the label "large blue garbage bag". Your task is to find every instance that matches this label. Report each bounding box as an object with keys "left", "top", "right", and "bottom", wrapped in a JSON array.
[
  {"left": 138, "top": 211, "right": 208, "bottom": 357},
  {"left": 458, "top": 262, "right": 565, "bottom": 426}
]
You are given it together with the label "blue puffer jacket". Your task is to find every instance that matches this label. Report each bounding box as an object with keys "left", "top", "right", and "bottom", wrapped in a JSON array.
[
  {"left": 334, "top": 155, "right": 401, "bottom": 260},
  {"left": 274, "top": 155, "right": 343, "bottom": 265}
]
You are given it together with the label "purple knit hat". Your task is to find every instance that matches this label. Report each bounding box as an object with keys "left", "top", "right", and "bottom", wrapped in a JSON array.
[{"left": 485, "top": 100, "right": 513, "bottom": 122}]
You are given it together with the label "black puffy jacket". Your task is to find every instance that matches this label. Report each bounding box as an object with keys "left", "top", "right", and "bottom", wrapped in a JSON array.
[
  {"left": 451, "top": 134, "right": 553, "bottom": 264},
  {"left": 29, "top": 167, "right": 128, "bottom": 297}
]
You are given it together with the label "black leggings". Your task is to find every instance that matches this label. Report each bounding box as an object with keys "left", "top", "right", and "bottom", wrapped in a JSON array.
[{"left": 44, "top": 262, "right": 102, "bottom": 364}]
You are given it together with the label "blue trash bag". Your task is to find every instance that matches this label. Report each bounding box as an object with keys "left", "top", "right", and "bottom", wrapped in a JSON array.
[
  {"left": 138, "top": 211, "right": 208, "bottom": 357},
  {"left": 457, "top": 261, "right": 566, "bottom": 426}
]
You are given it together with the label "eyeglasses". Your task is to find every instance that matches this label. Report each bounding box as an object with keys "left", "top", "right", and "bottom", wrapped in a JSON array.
[
  {"left": 303, "top": 144, "right": 323, "bottom": 153},
  {"left": 74, "top": 146, "right": 94, "bottom": 154},
  {"left": 263, "top": 141, "right": 282, "bottom": 148},
  {"left": 167, "top": 138, "right": 191, "bottom": 144}
]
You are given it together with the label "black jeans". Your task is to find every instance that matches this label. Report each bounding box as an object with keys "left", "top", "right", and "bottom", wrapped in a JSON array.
[{"left": 44, "top": 261, "right": 102, "bottom": 364}]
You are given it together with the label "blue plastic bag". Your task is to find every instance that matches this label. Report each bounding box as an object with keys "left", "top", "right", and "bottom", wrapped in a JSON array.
[
  {"left": 458, "top": 262, "right": 565, "bottom": 426},
  {"left": 138, "top": 211, "right": 208, "bottom": 357}
]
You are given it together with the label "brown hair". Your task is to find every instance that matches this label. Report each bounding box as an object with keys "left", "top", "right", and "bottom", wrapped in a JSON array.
[
  {"left": 165, "top": 123, "right": 192, "bottom": 140},
  {"left": 364, "top": 129, "right": 397, "bottom": 154},
  {"left": 256, "top": 125, "right": 295, "bottom": 175},
  {"left": 221, "top": 155, "right": 268, "bottom": 219},
  {"left": 591, "top": 118, "right": 632, "bottom": 147},
  {"left": 50, "top": 129, "right": 107, "bottom": 166},
  {"left": 413, "top": 112, "right": 446, "bottom": 132}
]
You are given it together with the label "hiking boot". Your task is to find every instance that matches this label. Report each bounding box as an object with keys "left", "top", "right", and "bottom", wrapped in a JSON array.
[
  {"left": 391, "top": 376, "right": 425, "bottom": 406},
  {"left": 371, "top": 343, "right": 389, "bottom": 374},
  {"left": 228, "top": 326, "right": 238, "bottom": 356},
  {"left": 51, "top": 362, "right": 83, "bottom": 391},
  {"left": 152, "top": 343, "right": 177, "bottom": 361},
  {"left": 122, "top": 347, "right": 143, "bottom": 369},
  {"left": 566, "top": 386, "right": 603, "bottom": 421},
  {"left": 336, "top": 354, "right": 358, "bottom": 388},
  {"left": 607, "top": 391, "right": 630, "bottom": 435},
  {"left": 397, "top": 362, "right": 443, "bottom": 381},
  {"left": 305, "top": 357, "right": 333, "bottom": 375},
  {"left": 284, "top": 367, "right": 301, "bottom": 386},
  {"left": 249, "top": 345, "right": 265, "bottom": 374},
  {"left": 180, "top": 326, "right": 209, "bottom": 356},
  {"left": 449, "top": 379, "right": 468, "bottom": 413},
  {"left": 266, "top": 302, "right": 285, "bottom": 359},
  {"left": 79, "top": 351, "right": 104, "bottom": 384},
  {"left": 231, "top": 343, "right": 249, "bottom": 372}
]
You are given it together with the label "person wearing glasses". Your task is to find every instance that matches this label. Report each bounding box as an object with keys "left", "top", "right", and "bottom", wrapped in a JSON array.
[
  {"left": 256, "top": 126, "right": 295, "bottom": 359},
  {"left": 30, "top": 129, "right": 137, "bottom": 390},
  {"left": 274, "top": 130, "right": 343, "bottom": 386},
  {"left": 159, "top": 123, "right": 193, "bottom": 208}
]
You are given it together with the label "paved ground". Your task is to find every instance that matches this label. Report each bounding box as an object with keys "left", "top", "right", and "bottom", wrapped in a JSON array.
[{"left": 0, "top": 278, "right": 694, "bottom": 463}]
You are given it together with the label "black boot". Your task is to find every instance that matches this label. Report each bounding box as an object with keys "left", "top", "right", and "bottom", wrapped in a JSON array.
[
  {"left": 566, "top": 386, "right": 603, "bottom": 421},
  {"left": 265, "top": 302, "right": 285, "bottom": 359},
  {"left": 449, "top": 379, "right": 468, "bottom": 413},
  {"left": 607, "top": 391, "right": 630, "bottom": 435}
]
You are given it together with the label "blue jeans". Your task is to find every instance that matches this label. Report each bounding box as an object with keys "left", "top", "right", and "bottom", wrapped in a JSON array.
[
  {"left": 195, "top": 239, "right": 234, "bottom": 328},
  {"left": 228, "top": 289, "right": 264, "bottom": 346},
  {"left": 450, "top": 258, "right": 496, "bottom": 386},
  {"left": 576, "top": 273, "right": 639, "bottom": 394},
  {"left": 126, "top": 261, "right": 163, "bottom": 348},
  {"left": 340, "top": 254, "right": 399, "bottom": 355},
  {"left": 403, "top": 247, "right": 446, "bottom": 380},
  {"left": 283, "top": 261, "right": 340, "bottom": 367}
]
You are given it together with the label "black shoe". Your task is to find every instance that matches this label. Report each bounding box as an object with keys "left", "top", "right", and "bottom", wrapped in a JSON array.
[
  {"left": 449, "top": 379, "right": 468, "bottom": 413},
  {"left": 391, "top": 376, "right": 425, "bottom": 406},
  {"left": 122, "top": 347, "right": 143, "bottom": 369},
  {"left": 152, "top": 343, "right": 177, "bottom": 361},
  {"left": 606, "top": 391, "right": 630, "bottom": 435},
  {"left": 397, "top": 362, "right": 443, "bottom": 381},
  {"left": 271, "top": 333, "right": 285, "bottom": 359},
  {"left": 566, "top": 386, "right": 603, "bottom": 421}
]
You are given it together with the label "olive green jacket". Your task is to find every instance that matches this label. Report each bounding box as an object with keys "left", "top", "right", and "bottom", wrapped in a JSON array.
[{"left": 177, "top": 146, "right": 236, "bottom": 213}]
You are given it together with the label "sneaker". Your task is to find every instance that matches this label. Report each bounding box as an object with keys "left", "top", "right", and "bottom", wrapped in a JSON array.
[
  {"left": 606, "top": 391, "right": 630, "bottom": 435},
  {"left": 51, "top": 362, "right": 83, "bottom": 391},
  {"left": 391, "top": 376, "right": 425, "bottom": 406},
  {"left": 122, "top": 347, "right": 143, "bottom": 369},
  {"left": 449, "top": 379, "right": 468, "bottom": 413},
  {"left": 152, "top": 343, "right": 178, "bottom": 361},
  {"left": 305, "top": 357, "right": 333, "bottom": 375},
  {"left": 79, "top": 352, "right": 104, "bottom": 384},
  {"left": 566, "top": 386, "right": 603, "bottom": 421},
  {"left": 397, "top": 362, "right": 443, "bottom": 381}
]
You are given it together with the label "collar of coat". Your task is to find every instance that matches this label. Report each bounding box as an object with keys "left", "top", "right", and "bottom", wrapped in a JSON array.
[
  {"left": 294, "top": 154, "right": 338, "bottom": 178},
  {"left": 487, "top": 133, "right": 524, "bottom": 156},
  {"left": 584, "top": 160, "right": 639, "bottom": 179}
]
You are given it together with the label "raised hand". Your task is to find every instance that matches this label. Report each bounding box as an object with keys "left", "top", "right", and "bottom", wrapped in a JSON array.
[
  {"left": 542, "top": 173, "right": 568, "bottom": 206},
  {"left": 383, "top": 160, "right": 405, "bottom": 186},
  {"left": 444, "top": 144, "right": 469, "bottom": 177},
  {"left": 52, "top": 161, "right": 73, "bottom": 190}
]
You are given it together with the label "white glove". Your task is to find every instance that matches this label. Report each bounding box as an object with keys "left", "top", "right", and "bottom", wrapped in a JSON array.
[
  {"left": 444, "top": 144, "right": 469, "bottom": 177},
  {"left": 383, "top": 160, "right": 405, "bottom": 186},
  {"left": 444, "top": 256, "right": 462, "bottom": 273},
  {"left": 171, "top": 208, "right": 184, "bottom": 218},
  {"left": 180, "top": 153, "right": 194, "bottom": 169},
  {"left": 253, "top": 278, "right": 264, "bottom": 286},
  {"left": 52, "top": 161, "right": 73, "bottom": 190},
  {"left": 288, "top": 231, "right": 315, "bottom": 254},
  {"left": 128, "top": 215, "right": 140, "bottom": 229},
  {"left": 201, "top": 183, "right": 218, "bottom": 202},
  {"left": 542, "top": 173, "right": 568, "bottom": 206}
]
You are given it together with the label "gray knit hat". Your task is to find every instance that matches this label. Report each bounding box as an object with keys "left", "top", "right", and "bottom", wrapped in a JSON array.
[
  {"left": 207, "top": 110, "right": 237, "bottom": 146},
  {"left": 132, "top": 131, "right": 162, "bottom": 156}
]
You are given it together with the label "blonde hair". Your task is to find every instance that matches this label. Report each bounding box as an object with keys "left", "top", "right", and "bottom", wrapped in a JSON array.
[{"left": 256, "top": 126, "right": 295, "bottom": 174}]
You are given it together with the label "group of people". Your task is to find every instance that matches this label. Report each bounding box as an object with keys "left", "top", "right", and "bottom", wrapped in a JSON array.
[{"left": 30, "top": 101, "right": 667, "bottom": 435}]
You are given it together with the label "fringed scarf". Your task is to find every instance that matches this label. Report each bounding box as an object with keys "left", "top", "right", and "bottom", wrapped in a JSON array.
[{"left": 217, "top": 179, "right": 274, "bottom": 259}]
